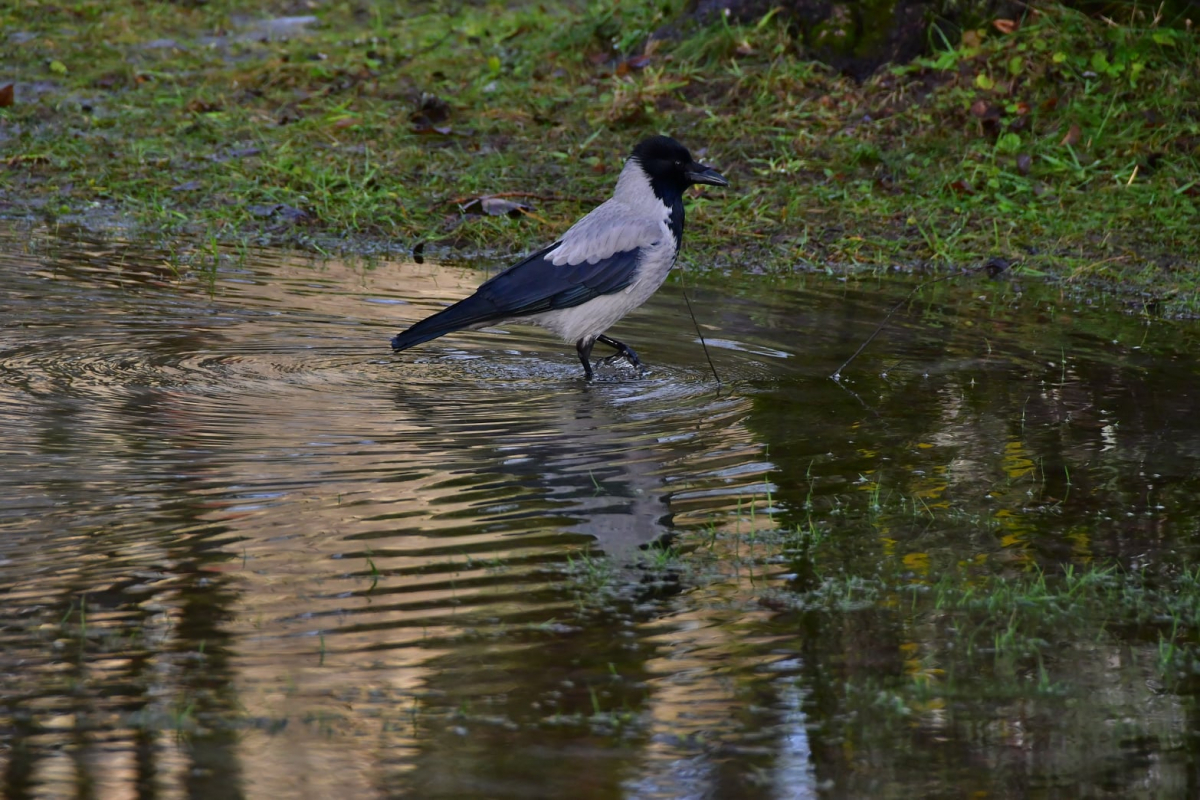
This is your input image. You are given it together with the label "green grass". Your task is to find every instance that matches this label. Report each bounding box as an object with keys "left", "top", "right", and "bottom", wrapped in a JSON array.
[{"left": 2, "top": 1, "right": 1198, "bottom": 307}]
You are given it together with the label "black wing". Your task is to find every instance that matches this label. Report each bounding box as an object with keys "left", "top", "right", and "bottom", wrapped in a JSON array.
[{"left": 391, "top": 243, "right": 643, "bottom": 352}]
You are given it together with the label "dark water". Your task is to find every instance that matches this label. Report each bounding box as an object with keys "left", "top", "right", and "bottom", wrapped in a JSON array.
[{"left": 3, "top": 224, "right": 1200, "bottom": 799}]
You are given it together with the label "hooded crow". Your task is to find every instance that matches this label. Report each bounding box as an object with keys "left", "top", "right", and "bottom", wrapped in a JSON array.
[{"left": 390, "top": 135, "right": 728, "bottom": 379}]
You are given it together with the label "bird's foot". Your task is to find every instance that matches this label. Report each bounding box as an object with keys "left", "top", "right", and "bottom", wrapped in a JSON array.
[
  {"left": 601, "top": 350, "right": 643, "bottom": 371},
  {"left": 596, "top": 335, "right": 644, "bottom": 372}
]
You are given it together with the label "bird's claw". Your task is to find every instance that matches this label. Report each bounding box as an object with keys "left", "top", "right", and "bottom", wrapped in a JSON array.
[{"left": 602, "top": 351, "right": 641, "bottom": 369}]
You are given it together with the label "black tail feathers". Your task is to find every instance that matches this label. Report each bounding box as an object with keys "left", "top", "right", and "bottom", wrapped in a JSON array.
[{"left": 390, "top": 296, "right": 498, "bottom": 352}]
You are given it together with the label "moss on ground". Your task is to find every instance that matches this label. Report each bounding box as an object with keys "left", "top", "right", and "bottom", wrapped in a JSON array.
[{"left": 1, "top": 1, "right": 1198, "bottom": 308}]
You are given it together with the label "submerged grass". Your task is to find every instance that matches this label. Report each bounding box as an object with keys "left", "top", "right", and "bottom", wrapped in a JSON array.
[
  {"left": 2, "top": 1, "right": 1198, "bottom": 307},
  {"left": 708, "top": 497, "right": 1200, "bottom": 709}
]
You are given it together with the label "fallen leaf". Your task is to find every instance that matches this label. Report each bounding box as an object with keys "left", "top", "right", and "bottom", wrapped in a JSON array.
[
  {"left": 1060, "top": 124, "right": 1081, "bottom": 146},
  {"left": 993, "top": 19, "right": 1018, "bottom": 34},
  {"left": 460, "top": 196, "right": 533, "bottom": 218},
  {"left": 0, "top": 83, "right": 13, "bottom": 108},
  {"left": 962, "top": 30, "right": 982, "bottom": 48},
  {"left": 970, "top": 100, "right": 1000, "bottom": 119},
  {"left": 946, "top": 179, "right": 975, "bottom": 195},
  {"left": 333, "top": 117, "right": 358, "bottom": 129}
]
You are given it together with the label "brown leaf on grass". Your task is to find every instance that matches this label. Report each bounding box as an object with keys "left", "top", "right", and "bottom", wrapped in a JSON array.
[
  {"left": 1013, "top": 101, "right": 1031, "bottom": 116},
  {"left": 970, "top": 100, "right": 1000, "bottom": 120},
  {"left": 0, "top": 83, "right": 14, "bottom": 108},
  {"left": 993, "top": 19, "right": 1018, "bottom": 34},
  {"left": 333, "top": 117, "right": 358, "bottom": 129},
  {"left": 961, "top": 30, "right": 982, "bottom": 48},
  {"left": 1041, "top": 96, "right": 1059, "bottom": 112},
  {"left": 946, "top": 180, "right": 975, "bottom": 195},
  {"left": 1060, "top": 124, "right": 1082, "bottom": 146}
]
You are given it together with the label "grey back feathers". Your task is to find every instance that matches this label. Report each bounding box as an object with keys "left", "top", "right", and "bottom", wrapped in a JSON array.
[{"left": 550, "top": 204, "right": 663, "bottom": 267}]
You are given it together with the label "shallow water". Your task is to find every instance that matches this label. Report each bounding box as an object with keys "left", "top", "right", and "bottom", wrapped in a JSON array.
[{"left": 3, "top": 224, "right": 1200, "bottom": 798}]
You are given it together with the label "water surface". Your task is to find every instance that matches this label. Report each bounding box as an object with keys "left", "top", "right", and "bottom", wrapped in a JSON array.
[{"left": 2, "top": 224, "right": 1200, "bottom": 798}]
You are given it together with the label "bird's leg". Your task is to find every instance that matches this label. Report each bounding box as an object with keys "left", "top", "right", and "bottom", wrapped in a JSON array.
[
  {"left": 575, "top": 338, "right": 596, "bottom": 380},
  {"left": 597, "top": 334, "right": 642, "bottom": 369}
]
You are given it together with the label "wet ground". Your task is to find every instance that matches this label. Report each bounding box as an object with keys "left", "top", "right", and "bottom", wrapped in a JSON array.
[{"left": 2, "top": 223, "right": 1200, "bottom": 798}]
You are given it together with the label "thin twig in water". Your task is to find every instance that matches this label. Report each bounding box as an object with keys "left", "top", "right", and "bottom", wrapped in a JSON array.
[{"left": 677, "top": 260, "right": 721, "bottom": 385}]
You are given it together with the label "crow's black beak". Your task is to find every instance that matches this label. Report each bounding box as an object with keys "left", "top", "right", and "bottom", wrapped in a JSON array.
[{"left": 686, "top": 162, "right": 729, "bottom": 187}]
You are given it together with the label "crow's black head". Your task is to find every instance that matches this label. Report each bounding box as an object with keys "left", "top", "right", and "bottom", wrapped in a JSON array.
[{"left": 630, "top": 136, "right": 728, "bottom": 204}]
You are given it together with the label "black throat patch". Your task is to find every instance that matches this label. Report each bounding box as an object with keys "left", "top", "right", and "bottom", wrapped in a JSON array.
[{"left": 644, "top": 169, "right": 686, "bottom": 253}]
